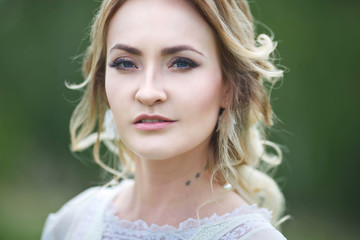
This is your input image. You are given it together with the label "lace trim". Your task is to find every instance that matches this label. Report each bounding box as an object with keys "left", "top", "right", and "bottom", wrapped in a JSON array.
[
  {"left": 105, "top": 203, "right": 272, "bottom": 232},
  {"left": 218, "top": 219, "right": 271, "bottom": 240}
]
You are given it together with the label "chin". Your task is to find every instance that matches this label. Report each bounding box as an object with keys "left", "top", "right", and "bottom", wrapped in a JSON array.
[
  {"left": 126, "top": 141, "right": 192, "bottom": 161},
  {"left": 131, "top": 147, "right": 181, "bottom": 161}
]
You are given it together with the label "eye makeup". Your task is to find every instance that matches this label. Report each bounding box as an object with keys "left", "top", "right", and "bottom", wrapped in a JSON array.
[
  {"left": 169, "top": 57, "right": 199, "bottom": 70},
  {"left": 108, "top": 57, "right": 138, "bottom": 70}
]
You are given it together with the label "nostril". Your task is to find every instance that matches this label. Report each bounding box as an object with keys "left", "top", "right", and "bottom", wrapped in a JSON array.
[{"left": 135, "top": 85, "right": 167, "bottom": 106}]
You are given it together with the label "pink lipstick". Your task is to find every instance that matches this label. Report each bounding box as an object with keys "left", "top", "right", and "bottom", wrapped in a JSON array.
[{"left": 134, "top": 114, "right": 176, "bottom": 130}]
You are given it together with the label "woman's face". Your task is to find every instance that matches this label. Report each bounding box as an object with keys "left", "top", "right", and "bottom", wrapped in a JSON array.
[{"left": 105, "top": 0, "right": 226, "bottom": 160}]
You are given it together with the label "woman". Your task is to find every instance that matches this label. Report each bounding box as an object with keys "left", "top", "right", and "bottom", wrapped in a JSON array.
[{"left": 42, "top": 0, "right": 287, "bottom": 239}]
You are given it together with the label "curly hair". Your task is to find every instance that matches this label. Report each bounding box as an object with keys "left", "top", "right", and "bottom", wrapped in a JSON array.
[{"left": 68, "top": 0, "right": 286, "bottom": 226}]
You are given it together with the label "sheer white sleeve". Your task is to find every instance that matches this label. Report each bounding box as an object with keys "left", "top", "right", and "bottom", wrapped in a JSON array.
[
  {"left": 218, "top": 218, "right": 286, "bottom": 240},
  {"left": 41, "top": 187, "right": 101, "bottom": 240},
  {"left": 244, "top": 228, "right": 286, "bottom": 240},
  {"left": 41, "top": 184, "right": 123, "bottom": 240}
]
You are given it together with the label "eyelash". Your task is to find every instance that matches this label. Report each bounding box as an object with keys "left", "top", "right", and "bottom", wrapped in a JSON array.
[
  {"left": 169, "top": 57, "right": 199, "bottom": 70},
  {"left": 108, "top": 57, "right": 199, "bottom": 71},
  {"left": 108, "top": 58, "right": 137, "bottom": 70}
]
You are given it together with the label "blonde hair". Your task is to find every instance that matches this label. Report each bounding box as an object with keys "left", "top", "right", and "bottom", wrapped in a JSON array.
[{"left": 68, "top": 0, "right": 286, "bottom": 226}]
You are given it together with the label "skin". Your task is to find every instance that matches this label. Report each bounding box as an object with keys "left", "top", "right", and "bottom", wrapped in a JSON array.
[{"left": 106, "top": 0, "right": 246, "bottom": 227}]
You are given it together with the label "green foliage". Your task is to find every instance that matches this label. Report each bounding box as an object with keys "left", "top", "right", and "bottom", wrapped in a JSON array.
[{"left": 0, "top": 0, "right": 359, "bottom": 239}]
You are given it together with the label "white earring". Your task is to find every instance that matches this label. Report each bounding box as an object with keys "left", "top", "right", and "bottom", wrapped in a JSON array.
[{"left": 104, "top": 109, "right": 120, "bottom": 140}]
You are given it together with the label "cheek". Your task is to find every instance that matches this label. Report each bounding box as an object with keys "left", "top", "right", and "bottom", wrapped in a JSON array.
[
  {"left": 186, "top": 73, "right": 223, "bottom": 112},
  {"left": 105, "top": 77, "right": 129, "bottom": 144},
  {"left": 105, "top": 75, "right": 113, "bottom": 105},
  {"left": 105, "top": 74, "right": 118, "bottom": 107},
  {"left": 104, "top": 75, "right": 130, "bottom": 132},
  {"left": 105, "top": 74, "right": 128, "bottom": 110},
  {"left": 178, "top": 72, "right": 224, "bottom": 132}
]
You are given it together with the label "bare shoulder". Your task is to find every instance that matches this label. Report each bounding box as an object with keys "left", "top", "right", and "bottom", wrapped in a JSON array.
[
  {"left": 198, "top": 186, "right": 249, "bottom": 218},
  {"left": 221, "top": 189, "right": 249, "bottom": 207}
]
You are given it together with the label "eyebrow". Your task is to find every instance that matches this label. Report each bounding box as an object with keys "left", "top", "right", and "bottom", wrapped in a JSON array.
[
  {"left": 109, "top": 44, "right": 204, "bottom": 57},
  {"left": 161, "top": 45, "right": 204, "bottom": 56},
  {"left": 110, "top": 44, "right": 142, "bottom": 55}
]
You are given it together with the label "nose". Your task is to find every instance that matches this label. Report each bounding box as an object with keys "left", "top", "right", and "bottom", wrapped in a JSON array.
[{"left": 135, "top": 70, "right": 167, "bottom": 106}]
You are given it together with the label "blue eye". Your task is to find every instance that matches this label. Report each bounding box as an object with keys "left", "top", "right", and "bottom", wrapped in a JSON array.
[
  {"left": 121, "top": 61, "right": 135, "bottom": 68},
  {"left": 171, "top": 57, "right": 199, "bottom": 70},
  {"left": 109, "top": 58, "right": 137, "bottom": 70},
  {"left": 173, "top": 61, "right": 189, "bottom": 68}
]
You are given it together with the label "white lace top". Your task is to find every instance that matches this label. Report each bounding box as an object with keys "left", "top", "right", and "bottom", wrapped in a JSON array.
[
  {"left": 41, "top": 180, "right": 286, "bottom": 240},
  {"left": 102, "top": 203, "right": 283, "bottom": 240}
]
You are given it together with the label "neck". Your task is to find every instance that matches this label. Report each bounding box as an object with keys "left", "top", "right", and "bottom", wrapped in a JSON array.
[
  {"left": 121, "top": 142, "right": 226, "bottom": 225},
  {"left": 112, "top": 138, "right": 238, "bottom": 227},
  {"left": 133, "top": 146, "right": 211, "bottom": 207}
]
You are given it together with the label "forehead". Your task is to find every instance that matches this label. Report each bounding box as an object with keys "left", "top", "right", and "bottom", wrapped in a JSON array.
[{"left": 106, "top": 0, "right": 216, "bottom": 53}]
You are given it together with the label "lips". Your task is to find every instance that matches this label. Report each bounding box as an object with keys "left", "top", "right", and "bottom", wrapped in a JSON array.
[
  {"left": 134, "top": 114, "right": 176, "bottom": 130},
  {"left": 134, "top": 114, "right": 175, "bottom": 124},
  {"left": 138, "top": 119, "right": 168, "bottom": 123}
]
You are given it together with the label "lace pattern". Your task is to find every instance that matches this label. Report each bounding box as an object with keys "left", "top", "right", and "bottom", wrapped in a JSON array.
[
  {"left": 102, "top": 203, "right": 272, "bottom": 240},
  {"left": 218, "top": 218, "right": 271, "bottom": 240}
]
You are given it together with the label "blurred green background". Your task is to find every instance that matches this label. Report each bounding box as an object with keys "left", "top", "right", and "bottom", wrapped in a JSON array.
[{"left": 1, "top": 0, "right": 359, "bottom": 239}]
